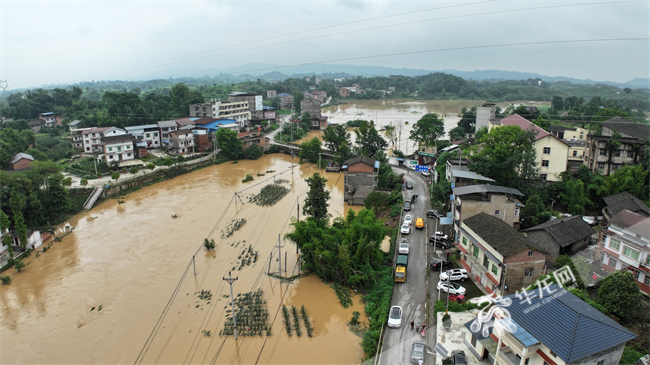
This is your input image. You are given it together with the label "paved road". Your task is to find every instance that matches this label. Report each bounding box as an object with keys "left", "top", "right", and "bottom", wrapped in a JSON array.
[{"left": 379, "top": 168, "right": 434, "bottom": 365}]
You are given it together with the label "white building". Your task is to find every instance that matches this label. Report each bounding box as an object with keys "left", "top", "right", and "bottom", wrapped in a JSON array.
[
  {"left": 125, "top": 124, "right": 161, "bottom": 148},
  {"left": 82, "top": 127, "right": 111, "bottom": 154},
  {"left": 169, "top": 130, "right": 195, "bottom": 155},
  {"left": 1, "top": 230, "right": 43, "bottom": 253},
  {"left": 102, "top": 134, "right": 135, "bottom": 163},
  {"left": 158, "top": 120, "right": 178, "bottom": 141}
]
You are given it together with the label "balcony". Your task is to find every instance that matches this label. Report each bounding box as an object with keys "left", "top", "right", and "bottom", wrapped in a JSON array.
[{"left": 497, "top": 347, "right": 520, "bottom": 365}]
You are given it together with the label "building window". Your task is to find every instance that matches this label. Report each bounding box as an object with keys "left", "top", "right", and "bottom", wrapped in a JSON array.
[
  {"left": 473, "top": 246, "right": 479, "bottom": 258},
  {"left": 540, "top": 174, "right": 547, "bottom": 181},
  {"left": 608, "top": 257, "right": 618, "bottom": 268},
  {"left": 108, "top": 147, "right": 113, "bottom": 152},
  {"left": 471, "top": 334, "right": 477, "bottom": 348},
  {"left": 644, "top": 276, "right": 650, "bottom": 285},
  {"left": 599, "top": 149, "right": 607, "bottom": 156},
  {"left": 633, "top": 270, "right": 640, "bottom": 280},
  {"left": 623, "top": 246, "right": 640, "bottom": 260},
  {"left": 154, "top": 133, "right": 158, "bottom": 137},
  {"left": 543, "top": 147, "right": 551, "bottom": 154},
  {"left": 146, "top": 133, "right": 150, "bottom": 138},
  {"left": 525, "top": 268, "right": 533, "bottom": 276},
  {"left": 492, "top": 264, "right": 498, "bottom": 275},
  {"left": 627, "top": 151, "right": 635, "bottom": 158},
  {"left": 613, "top": 150, "right": 621, "bottom": 157},
  {"left": 462, "top": 237, "right": 467, "bottom": 246},
  {"left": 127, "top": 153, "right": 132, "bottom": 157},
  {"left": 515, "top": 208, "right": 520, "bottom": 216},
  {"left": 483, "top": 255, "right": 489, "bottom": 268},
  {"left": 86, "top": 147, "right": 90, "bottom": 151},
  {"left": 117, "top": 146, "right": 122, "bottom": 152},
  {"left": 646, "top": 256, "right": 650, "bottom": 265},
  {"left": 542, "top": 160, "right": 549, "bottom": 167},
  {"left": 596, "top": 361, "right": 604, "bottom": 365},
  {"left": 572, "top": 150, "right": 578, "bottom": 157},
  {"left": 611, "top": 163, "right": 620, "bottom": 170},
  {"left": 494, "top": 210, "right": 500, "bottom": 215},
  {"left": 609, "top": 238, "right": 621, "bottom": 251},
  {"left": 528, "top": 250, "right": 534, "bottom": 256},
  {"left": 597, "top": 162, "right": 606, "bottom": 170}
]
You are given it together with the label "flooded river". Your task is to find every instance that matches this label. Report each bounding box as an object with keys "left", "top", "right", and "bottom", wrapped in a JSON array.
[{"left": 0, "top": 154, "right": 368, "bottom": 364}]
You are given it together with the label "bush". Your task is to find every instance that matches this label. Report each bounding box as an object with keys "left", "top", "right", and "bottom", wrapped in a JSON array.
[
  {"left": 129, "top": 167, "right": 139, "bottom": 174},
  {"left": 620, "top": 346, "right": 646, "bottom": 365},
  {"left": 242, "top": 173, "right": 254, "bottom": 183},
  {"left": 389, "top": 204, "right": 402, "bottom": 217},
  {"left": 598, "top": 271, "right": 641, "bottom": 322},
  {"left": 1, "top": 276, "right": 11, "bottom": 285},
  {"left": 244, "top": 144, "right": 264, "bottom": 160},
  {"left": 14, "top": 260, "right": 25, "bottom": 272},
  {"left": 80, "top": 178, "right": 88, "bottom": 186},
  {"left": 203, "top": 238, "right": 216, "bottom": 249},
  {"left": 147, "top": 163, "right": 156, "bottom": 170},
  {"left": 364, "top": 192, "right": 387, "bottom": 209},
  {"left": 111, "top": 172, "right": 121, "bottom": 181},
  {"left": 361, "top": 268, "right": 395, "bottom": 358},
  {"left": 265, "top": 145, "right": 280, "bottom": 154}
]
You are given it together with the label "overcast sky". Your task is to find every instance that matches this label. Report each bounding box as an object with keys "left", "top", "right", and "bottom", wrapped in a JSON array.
[{"left": 2, "top": 0, "right": 648, "bottom": 90}]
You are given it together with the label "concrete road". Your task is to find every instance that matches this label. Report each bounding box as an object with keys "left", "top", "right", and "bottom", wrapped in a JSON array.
[{"left": 378, "top": 168, "right": 433, "bottom": 365}]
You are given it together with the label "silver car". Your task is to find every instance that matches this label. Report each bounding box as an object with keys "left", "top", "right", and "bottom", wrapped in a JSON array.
[
  {"left": 387, "top": 305, "right": 402, "bottom": 328},
  {"left": 399, "top": 239, "right": 410, "bottom": 255},
  {"left": 410, "top": 341, "right": 426, "bottom": 364}
]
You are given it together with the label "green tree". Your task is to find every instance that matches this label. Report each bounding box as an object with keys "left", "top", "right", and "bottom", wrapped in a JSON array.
[
  {"left": 598, "top": 165, "right": 648, "bottom": 202},
  {"left": 558, "top": 179, "right": 592, "bottom": 215},
  {"left": 322, "top": 124, "right": 350, "bottom": 153},
  {"left": 169, "top": 83, "right": 204, "bottom": 116},
  {"left": 0, "top": 211, "right": 13, "bottom": 259},
  {"left": 551, "top": 96, "right": 564, "bottom": 111},
  {"left": 303, "top": 172, "right": 330, "bottom": 224},
  {"left": 520, "top": 194, "right": 551, "bottom": 229},
  {"left": 111, "top": 172, "right": 121, "bottom": 182},
  {"left": 598, "top": 271, "right": 641, "bottom": 322},
  {"left": 354, "top": 120, "right": 387, "bottom": 157},
  {"left": 62, "top": 177, "right": 72, "bottom": 187},
  {"left": 293, "top": 92, "right": 304, "bottom": 114},
  {"left": 46, "top": 174, "right": 71, "bottom": 222},
  {"left": 409, "top": 113, "right": 445, "bottom": 147},
  {"left": 80, "top": 179, "right": 88, "bottom": 187},
  {"left": 129, "top": 167, "right": 139, "bottom": 174},
  {"left": 146, "top": 163, "right": 156, "bottom": 170},
  {"left": 215, "top": 128, "right": 244, "bottom": 160},
  {"left": 299, "top": 137, "right": 322, "bottom": 164},
  {"left": 448, "top": 126, "right": 466, "bottom": 141},
  {"left": 14, "top": 213, "right": 27, "bottom": 249}
]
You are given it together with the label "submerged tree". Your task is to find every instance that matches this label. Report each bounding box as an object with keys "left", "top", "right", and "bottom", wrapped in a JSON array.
[{"left": 303, "top": 173, "right": 330, "bottom": 224}]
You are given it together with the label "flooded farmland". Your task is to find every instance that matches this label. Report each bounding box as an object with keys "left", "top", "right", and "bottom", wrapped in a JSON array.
[{"left": 0, "top": 154, "right": 368, "bottom": 364}]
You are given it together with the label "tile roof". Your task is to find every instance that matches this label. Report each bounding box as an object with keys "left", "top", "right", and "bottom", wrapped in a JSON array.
[
  {"left": 522, "top": 216, "right": 594, "bottom": 248},
  {"left": 157, "top": 120, "right": 178, "bottom": 128},
  {"left": 603, "top": 117, "right": 650, "bottom": 139},
  {"left": 494, "top": 285, "right": 636, "bottom": 363},
  {"left": 499, "top": 114, "right": 550, "bottom": 141},
  {"left": 453, "top": 184, "right": 524, "bottom": 197},
  {"left": 603, "top": 192, "right": 650, "bottom": 217},
  {"left": 463, "top": 213, "right": 536, "bottom": 257},
  {"left": 609, "top": 210, "right": 650, "bottom": 238},
  {"left": 276, "top": 93, "right": 292, "bottom": 97},
  {"left": 102, "top": 134, "right": 133, "bottom": 143},
  {"left": 82, "top": 127, "right": 111, "bottom": 135},
  {"left": 343, "top": 155, "right": 377, "bottom": 168},
  {"left": 10, "top": 152, "right": 34, "bottom": 164}
]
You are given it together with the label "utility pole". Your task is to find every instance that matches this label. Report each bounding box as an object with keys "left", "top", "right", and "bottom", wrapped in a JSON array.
[
  {"left": 223, "top": 271, "right": 239, "bottom": 339},
  {"left": 276, "top": 234, "right": 283, "bottom": 277},
  {"left": 296, "top": 198, "right": 300, "bottom": 254}
]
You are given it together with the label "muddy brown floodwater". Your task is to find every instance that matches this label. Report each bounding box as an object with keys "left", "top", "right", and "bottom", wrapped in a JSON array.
[{"left": 0, "top": 154, "right": 370, "bottom": 364}]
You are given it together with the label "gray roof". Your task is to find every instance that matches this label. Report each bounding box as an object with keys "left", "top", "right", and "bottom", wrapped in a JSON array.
[
  {"left": 102, "top": 134, "right": 133, "bottom": 143},
  {"left": 343, "top": 155, "right": 377, "bottom": 168},
  {"left": 603, "top": 117, "right": 650, "bottom": 139},
  {"left": 494, "top": 285, "right": 636, "bottom": 363},
  {"left": 463, "top": 213, "right": 537, "bottom": 257},
  {"left": 28, "top": 119, "right": 44, "bottom": 126},
  {"left": 157, "top": 120, "right": 178, "bottom": 128},
  {"left": 522, "top": 215, "right": 594, "bottom": 248},
  {"left": 68, "top": 120, "right": 81, "bottom": 126},
  {"left": 276, "top": 93, "right": 292, "bottom": 98},
  {"left": 453, "top": 184, "right": 523, "bottom": 197},
  {"left": 125, "top": 124, "right": 159, "bottom": 130},
  {"left": 603, "top": 192, "right": 650, "bottom": 217},
  {"left": 450, "top": 170, "right": 495, "bottom": 182},
  {"left": 609, "top": 210, "right": 650, "bottom": 238},
  {"left": 10, "top": 153, "right": 34, "bottom": 164}
]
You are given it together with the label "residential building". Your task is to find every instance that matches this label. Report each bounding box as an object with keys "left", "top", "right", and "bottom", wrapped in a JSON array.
[
  {"left": 388, "top": 86, "right": 396, "bottom": 91},
  {"left": 475, "top": 102, "right": 498, "bottom": 132},
  {"left": 565, "top": 138, "right": 586, "bottom": 170},
  {"left": 263, "top": 106, "right": 276, "bottom": 120},
  {"left": 267, "top": 90, "right": 277, "bottom": 99},
  {"left": 497, "top": 114, "right": 569, "bottom": 182},
  {"left": 193, "top": 130, "right": 212, "bottom": 152},
  {"left": 189, "top": 103, "right": 213, "bottom": 118},
  {"left": 1, "top": 230, "right": 43, "bottom": 254},
  {"left": 276, "top": 93, "right": 293, "bottom": 109},
  {"left": 168, "top": 130, "right": 195, "bottom": 155},
  {"left": 237, "top": 131, "right": 270, "bottom": 151},
  {"left": 68, "top": 120, "right": 81, "bottom": 130},
  {"left": 82, "top": 127, "right": 111, "bottom": 154},
  {"left": 102, "top": 134, "right": 135, "bottom": 163},
  {"left": 70, "top": 127, "right": 90, "bottom": 149},
  {"left": 522, "top": 216, "right": 595, "bottom": 258},
  {"left": 458, "top": 212, "right": 547, "bottom": 296},
  {"left": 315, "top": 77, "right": 321, "bottom": 84},
  {"left": 228, "top": 92, "right": 263, "bottom": 118},
  {"left": 549, "top": 124, "right": 588, "bottom": 140},
  {"left": 8, "top": 153, "right": 34, "bottom": 170},
  {"left": 124, "top": 124, "right": 162, "bottom": 148},
  {"left": 449, "top": 170, "right": 495, "bottom": 187},
  {"left": 451, "top": 184, "right": 525, "bottom": 243},
  {"left": 584, "top": 117, "right": 650, "bottom": 176},
  {"left": 445, "top": 157, "right": 470, "bottom": 181},
  {"left": 342, "top": 156, "right": 379, "bottom": 206},
  {"left": 28, "top": 119, "right": 44, "bottom": 133},
  {"left": 339, "top": 87, "right": 351, "bottom": 98},
  {"left": 301, "top": 98, "right": 322, "bottom": 127},
  {"left": 602, "top": 191, "right": 650, "bottom": 220},
  {"left": 194, "top": 118, "right": 239, "bottom": 134},
  {"left": 312, "top": 90, "right": 327, "bottom": 102},
  {"left": 465, "top": 285, "right": 636, "bottom": 365},
  {"left": 597, "top": 209, "right": 650, "bottom": 295},
  {"left": 158, "top": 120, "right": 178, "bottom": 141},
  {"left": 38, "top": 112, "right": 56, "bottom": 127}
]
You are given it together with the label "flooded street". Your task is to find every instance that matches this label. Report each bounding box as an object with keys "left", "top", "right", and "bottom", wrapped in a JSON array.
[{"left": 0, "top": 154, "right": 367, "bottom": 364}]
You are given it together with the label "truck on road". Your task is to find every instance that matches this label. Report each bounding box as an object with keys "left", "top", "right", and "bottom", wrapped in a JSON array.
[{"left": 395, "top": 255, "right": 408, "bottom": 283}]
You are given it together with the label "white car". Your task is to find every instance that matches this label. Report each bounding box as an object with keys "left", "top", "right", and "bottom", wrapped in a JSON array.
[
  {"left": 403, "top": 214, "right": 413, "bottom": 226},
  {"left": 399, "top": 239, "right": 410, "bottom": 254},
  {"left": 387, "top": 305, "right": 403, "bottom": 328},
  {"left": 421, "top": 170, "right": 431, "bottom": 177},
  {"left": 432, "top": 231, "right": 448, "bottom": 241},
  {"left": 437, "top": 281, "right": 467, "bottom": 295},
  {"left": 401, "top": 223, "right": 411, "bottom": 235},
  {"left": 440, "top": 269, "right": 469, "bottom": 282}
]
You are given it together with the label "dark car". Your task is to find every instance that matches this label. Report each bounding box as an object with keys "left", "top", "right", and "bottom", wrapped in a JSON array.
[
  {"left": 410, "top": 341, "right": 426, "bottom": 364},
  {"left": 426, "top": 209, "right": 443, "bottom": 219},
  {"left": 429, "top": 237, "right": 451, "bottom": 249},
  {"left": 404, "top": 202, "right": 411, "bottom": 211},
  {"left": 452, "top": 350, "right": 467, "bottom": 365},
  {"left": 406, "top": 181, "right": 414, "bottom": 189},
  {"left": 430, "top": 258, "right": 453, "bottom": 270}
]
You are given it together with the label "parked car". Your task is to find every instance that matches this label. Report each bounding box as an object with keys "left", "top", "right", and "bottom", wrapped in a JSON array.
[
  {"left": 429, "top": 258, "right": 453, "bottom": 270},
  {"left": 410, "top": 341, "right": 426, "bottom": 364},
  {"left": 437, "top": 281, "right": 467, "bottom": 295},
  {"left": 401, "top": 223, "right": 411, "bottom": 235},
  {"left": 429, "top": 237, "right": 451, "bottom": 249},
  {"left": 415, "top": 218, "right": 424, "bottom": 229},
  {"left": 403, "top": 214, "right": 413, "bottom": 226},
  {"left": 431, "top": 231, "right": 448, "bottom": 241},
  {"left": 404, "top": 202, "right": 411, "bottom": 211},
  {"left": 440, "top": 268, "right": 469, "bottom": 282},
  {"left": 406, "top": 181, "right": 414, "bottom": 189},
  {"left": 426, "top": 209, "right": 443, "bottom": 219},
  {"left": 387, "top": 305, "right": 403, "bottom": 328},
  {"left": 421, "top": 169, "right": 431, "bottom": 177},
  {"left": 449, "top": 294, "right": 466, "bottom": 303},
  {"left": 452, "top": 350, "right": 467, "bottom": 365},
  {"left": 399, "top": 239, "right": 410, "bottom": 255}
]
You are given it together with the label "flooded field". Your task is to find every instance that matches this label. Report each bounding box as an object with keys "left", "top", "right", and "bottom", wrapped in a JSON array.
[{"left": 0, "top": 154, "right": 369, "bottom": 364}]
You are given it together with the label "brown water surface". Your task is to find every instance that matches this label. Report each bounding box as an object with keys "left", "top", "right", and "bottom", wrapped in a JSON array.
[{"left": 0, "top": 154, "right": 366, "bottom": 364}]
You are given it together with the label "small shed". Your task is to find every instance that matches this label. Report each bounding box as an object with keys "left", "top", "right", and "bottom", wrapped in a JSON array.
[
  {"left": 522, "top": 215, "right": 595, "bottom": 258},
  {"left": 9, "top": 153, "right": 35, "bottom": 170}
]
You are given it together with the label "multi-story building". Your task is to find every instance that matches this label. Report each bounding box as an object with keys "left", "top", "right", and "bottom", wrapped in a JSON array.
[
  {"left": 339, "top": 87, "right": 351, "bottom": 98},
  {"left": 38, "top": 112, "right": 56, "bottom": 127},
  {"left": 602, "top": 191, "right": 650, "bottom": 220},
  {"left": 597, "top": 209, "right": 650, "bottom": 295},
  {"left": 342, "top": 156, "right": 379, "bottom": 206},
  {"left": 464, "top": 285, "right": 636, "bottom": 365},
  {"left": 124, "top": 124, "right": 162, "bottom": 148},
  {"left": 549, "top": 124, "right": 588, "bottom": 140},
  {"left": 228, "top": 92, "right": 263, "bottom": 118},
  {"left": 497, "top": 114, "right": 569, "bottom": 182},
  {"left": 102, "top": 134, "right": 135, "bottom": 163},
  {"left": 451, "top": 184, "right": 525, "bottom": 243},
  {"left": 475, "top": 102, "right": 497, "bottom": 132},
  {"left": 276, "top": 93, "right": 294, "bottom": 109},
  {"left": 446, "top": 157, "right": 470, "bottom": 181},
  {"left": 267, "top": 90, "right": 277, "bottom": 99},
  {"left": 584, "top": 117, "right": 649, "bottom": 176},
  {"left": 301, "top": 98, "right": 323, "bottom": 128},
  {"left": 168, "top": 130, "right": 195, "bottom": 155},
  {"left": 158, "top": 120, "right": 178, "bottom": 141},
  {"left": 458, "top": 212, "right": 547, "bottom": 296},
  {"left": 82, "top": 127, "right": 111, "bottom": 154},
  {"left": 237, "top": 131, "right": 270, "bottom": 151},
  {"left": 70, "top": 127, "right": 91, "bottom": 149}
]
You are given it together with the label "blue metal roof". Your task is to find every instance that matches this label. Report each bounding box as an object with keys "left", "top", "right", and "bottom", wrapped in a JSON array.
[
  {"left": 494, "top": 285, "right": 636, "bottom": 363},
  {"left": 263, "top": 106, "right": 275, "bottom": 110},
  {"left": 498, "top": 317, "right": 539, "bottom": 346}
]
